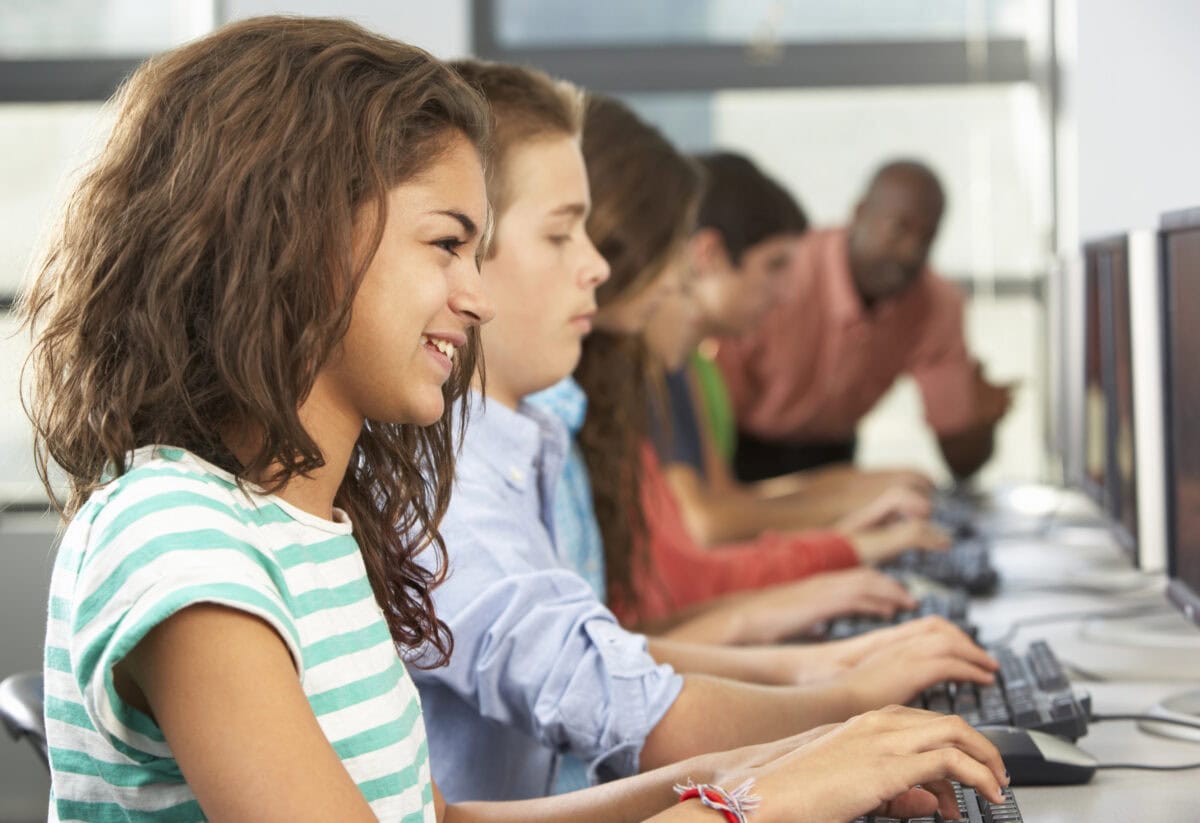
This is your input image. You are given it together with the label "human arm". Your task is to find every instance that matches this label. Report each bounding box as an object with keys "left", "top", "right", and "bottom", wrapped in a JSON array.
[
  {"left": 646, "top": 615, "right": 996, "bottom": 691},
  {"left": 656, "top": 567, "right": 916, "bottom": 645},
  {"left": 446, "top": 712, "right": 1007, "bottom": 823},
  {"left": 119, "top": 604, "right": 379, "bottom": 822},
  {"left": 665, "top": 461, "right": 931, "bottom": 544},
  {"left": 937, "top": 365, "right": 1015, "bottom": 479}
]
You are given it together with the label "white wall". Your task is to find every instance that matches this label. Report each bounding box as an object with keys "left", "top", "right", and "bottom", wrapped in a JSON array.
[{"left": 1076, "top": 0, "right": 1200, "bottom": 238}]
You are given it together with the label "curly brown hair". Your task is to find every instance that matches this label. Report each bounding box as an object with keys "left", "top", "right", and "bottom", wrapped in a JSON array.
[
  {"left": 19, "top": 16, "right": 490, "bottom": 666},
  {"left": 574, "top": 95, "right": 704, "bottom": 615}
]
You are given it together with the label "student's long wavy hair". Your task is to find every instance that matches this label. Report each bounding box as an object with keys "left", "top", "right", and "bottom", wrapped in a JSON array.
[
  {"left": 20, "top": 16, "right": 490, "bottom": 666},
  {"left": 573, "top": 95, "right": 703, "bottom": 614}
]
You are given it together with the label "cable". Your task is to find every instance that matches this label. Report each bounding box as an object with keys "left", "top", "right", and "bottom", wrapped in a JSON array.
[
  {"left": 1095, "top": 761, "right": 1200, "bottom": 771},
  {"left": 1090, "top": 712, "right": 1200, "bottom": 733},
  {"left": 986, "top": 603, "right": 1165, "bottom": 646}
]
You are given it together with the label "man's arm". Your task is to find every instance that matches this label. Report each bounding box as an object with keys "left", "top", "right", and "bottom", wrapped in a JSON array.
[
  {"left": 936, "top": 367, "right": 1014, "bottom": 479},
  {"left": 938, "top": 421, "right": 998, "bottom": 479}
]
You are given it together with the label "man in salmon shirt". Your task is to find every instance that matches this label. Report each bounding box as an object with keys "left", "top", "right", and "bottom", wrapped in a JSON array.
[{"left": 716, "top": 159, "right": 1013, "bottom": 483}]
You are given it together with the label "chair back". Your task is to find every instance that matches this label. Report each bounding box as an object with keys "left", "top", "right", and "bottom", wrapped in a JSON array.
[{"left": 0, "top": 672, "right": 48, "bottom": 770}]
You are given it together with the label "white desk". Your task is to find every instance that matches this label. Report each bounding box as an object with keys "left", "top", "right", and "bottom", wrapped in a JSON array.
[{"left": 964, "top": 529, "right": 1200, "bottom": 821}]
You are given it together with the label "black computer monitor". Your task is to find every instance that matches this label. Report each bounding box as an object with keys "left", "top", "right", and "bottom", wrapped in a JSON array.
[
  {"left": 1081, "top": 239, "right": 1114, "bottom": 511},
  {"left": 1106, "top": 239, "right": 1139, "bottom": 555},
  {"left": 1160, "top": 207, "right": 1200, "bottom": 625}
]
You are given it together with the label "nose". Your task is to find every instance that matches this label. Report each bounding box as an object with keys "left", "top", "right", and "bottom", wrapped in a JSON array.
[
  {"left": 449, "top": 260, "right": 496, "bottom": 326},
  {"left": 580, "top": 234, "right": 611, "bottom": 288}
]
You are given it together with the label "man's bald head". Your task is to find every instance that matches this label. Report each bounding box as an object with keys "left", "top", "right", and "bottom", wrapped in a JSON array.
[{"left": 848, "top": 159, "right": 946, "bottom": 305}]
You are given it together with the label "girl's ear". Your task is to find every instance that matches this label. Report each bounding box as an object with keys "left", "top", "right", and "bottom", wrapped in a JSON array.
[{"left": 689, "top": 228, "right": 730, "bottom": 278}]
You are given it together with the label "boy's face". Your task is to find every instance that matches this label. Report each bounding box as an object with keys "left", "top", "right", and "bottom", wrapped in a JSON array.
[
  {"left": 321, "top": 130, "right": 492, "bottom": 428},
  {"left": 692, "top": 231, "right": 798, "bottom": 338},
  {"left": 479, "top": 135, "right": 610, "bottom": 407}
]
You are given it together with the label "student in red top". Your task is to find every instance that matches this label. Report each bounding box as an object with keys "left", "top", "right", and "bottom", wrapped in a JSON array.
[{"left": 716, "top": 160, "right": 1014, "bottom": 483}]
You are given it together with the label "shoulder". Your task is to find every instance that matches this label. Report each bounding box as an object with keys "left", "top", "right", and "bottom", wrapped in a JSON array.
[
  {"left": 915, "top": 269, "right": 967, "bottom": 313},
  {"left": 77, "top": 448, "right": 258, "bottom": 556}
]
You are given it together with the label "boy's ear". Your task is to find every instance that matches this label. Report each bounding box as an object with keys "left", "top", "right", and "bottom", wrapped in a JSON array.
[{"left": 689, "top": 228, "right": 730, "bottom": 276}]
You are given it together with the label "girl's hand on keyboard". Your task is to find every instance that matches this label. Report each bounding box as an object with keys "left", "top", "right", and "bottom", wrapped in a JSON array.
[
  {"left": 846, "top": 518, "right": 952, "bottom": 564},
  {"left": 661, "top": 567, "right": 916, "bottom": 647},
  {"left": 835, "top": 485, "right": 933, "bottom": 533},
  {"left": 740, "top": 706, "right": 1009, "bottom": 823}
]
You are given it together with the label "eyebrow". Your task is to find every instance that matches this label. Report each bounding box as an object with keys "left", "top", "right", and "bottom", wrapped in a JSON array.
[
  {"left": 433, "top": 209, "right": 479, "bottom": 239},
  {"left": 548, "top": 202, "right": 588, "bottom": 219}
]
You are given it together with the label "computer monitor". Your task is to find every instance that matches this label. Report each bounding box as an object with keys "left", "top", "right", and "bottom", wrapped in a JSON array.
[
  {"left": 1127, "top": 230, "right": 1167, "bottom": 572},
  {"left": 1142, "top": 206, "right": 1200, "bottom": 741},
  {"left": 1043, "top": 258, "right": 1071, "bottom": 482},
  {"left": 1081, "top": 239, "right": 1115, "bottom": 511},
  {"left": 1104, "top": 237, "right": 1137, "bottom": 555},
  {"left": 1161, "top": 207, "right": 1200, "bottom": 624},
  {"left": 1080, "top": 232, "right": 1167, "bottom": 572}
]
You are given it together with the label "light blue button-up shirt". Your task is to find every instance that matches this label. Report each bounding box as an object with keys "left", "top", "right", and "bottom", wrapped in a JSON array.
[
  {"left": 527, "top": 377, "right": 607, "bottom": 601},
  {"left": 410, "top": 393, "right": 683, "bottom": 802}
]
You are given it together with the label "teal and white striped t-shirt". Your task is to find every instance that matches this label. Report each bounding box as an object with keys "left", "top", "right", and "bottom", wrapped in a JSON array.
[{"left": 44, "top": 446, "right": 435, "bottom": 822}]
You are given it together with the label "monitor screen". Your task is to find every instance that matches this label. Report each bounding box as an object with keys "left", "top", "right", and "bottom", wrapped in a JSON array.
[
  {"left": 1161, "top": 209, "right": 1200, "bottom": 623},
  {"left": 1107, "top": 241, "right": 1139, "bottom": 550},
  {"left": 1082, "top": 242, "right": 1111, "bottom": 508}
]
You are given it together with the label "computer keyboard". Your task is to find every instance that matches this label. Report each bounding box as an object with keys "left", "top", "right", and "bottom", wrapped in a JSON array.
[
  {"left": 852, "top": 782, "right": 1024, "bottom": 822},
  {"left": 826, "top": 590, "right": 974, "bottom": 640},
  {"left": 882, "top": 538, "right": 999, "bottom": 595},
  {"left": 911, "top": 640, "right": 1090, "bottom": 741},
  {"left": 932, "top": 492, "right": 981, "bottom": 539}
]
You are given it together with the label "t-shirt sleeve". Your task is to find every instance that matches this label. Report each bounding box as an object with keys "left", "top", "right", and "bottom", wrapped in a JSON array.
[
  {"left": 908, "top": 277, "right": 980, "bottom": 436},
  {"left": 649, "top": 369, "right": 706, "bottom": 478},
  {"left": 66, "top": 484, "right": 301, "bottom": 760},
  {"left": 635, "top": 445, "right": 859, "bottom": 617}
]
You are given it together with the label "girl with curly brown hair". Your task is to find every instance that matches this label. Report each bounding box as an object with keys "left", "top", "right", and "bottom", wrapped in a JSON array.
[{"left": 26, "top": 16, "right": 497, "bottom": 820}]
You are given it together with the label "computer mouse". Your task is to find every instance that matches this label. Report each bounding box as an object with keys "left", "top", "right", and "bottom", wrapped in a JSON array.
[{"left": 978, "top": 725, "right": 1098, "bottom": 786}]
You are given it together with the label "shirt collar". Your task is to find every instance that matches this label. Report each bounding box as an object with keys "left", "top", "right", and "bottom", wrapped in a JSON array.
[
  {"left": 526, "top": 377, "right": 588, "bottom": 435},
  {"left": 459, "top": 391, "right": 569, "bottom": 497},
  {"left": 825, "top": 228, "right": 869, "bottom": 327}
]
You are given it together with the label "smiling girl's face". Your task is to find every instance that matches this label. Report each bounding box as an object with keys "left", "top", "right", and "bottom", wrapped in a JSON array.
[{"left": 320, "top": 131, "right": 493, "bottom": 428}]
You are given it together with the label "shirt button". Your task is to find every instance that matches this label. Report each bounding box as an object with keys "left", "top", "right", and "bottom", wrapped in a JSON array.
[{"left": 509, "top": 468, "right": 525, "bottom": 484}]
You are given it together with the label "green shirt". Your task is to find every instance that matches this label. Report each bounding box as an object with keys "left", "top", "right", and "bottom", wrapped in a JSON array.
[{"left": 44, "top": 446, "right": 434, "bottom": 822}]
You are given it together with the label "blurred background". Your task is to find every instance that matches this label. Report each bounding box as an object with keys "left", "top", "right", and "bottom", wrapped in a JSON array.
[{"left": 2, "top": 1, "right": 1200, "bottom": 818}]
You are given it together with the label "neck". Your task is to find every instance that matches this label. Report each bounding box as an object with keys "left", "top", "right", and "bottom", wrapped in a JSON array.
[
  {"left": 475, "top": 374, "right": 522, "bottom": 411},
  {"left": 229, "top": 375, "right": 361, "bottom": 521}
]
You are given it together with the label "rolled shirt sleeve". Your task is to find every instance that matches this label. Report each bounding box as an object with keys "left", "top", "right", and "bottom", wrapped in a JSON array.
[{"left": 409, "top": 411, "right": 683, "bottom": 802}]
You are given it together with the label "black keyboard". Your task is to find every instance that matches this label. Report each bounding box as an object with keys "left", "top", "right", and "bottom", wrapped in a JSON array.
[
  {"left": 882, "top": 538, "right": 999, "bottom": 595},
  {"left": 911, "top": 640, "right": 1090, "bottom": 741},
  {"left": 852, "top": 782, "right": 1024, "bottom": 822},
  {"left": 932, "top": 493, "right": 981, "bottom": 540},
  {"left": 826, "top": 591, "right": 974, "bottom": 640}
]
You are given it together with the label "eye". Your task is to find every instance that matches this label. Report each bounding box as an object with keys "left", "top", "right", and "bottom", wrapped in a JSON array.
[
  {"left": 547, "top": 234, "right": 570, "bottom": 247},
  {"left": 435, "top": 237, "right": 466, "bottom": 257}
]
